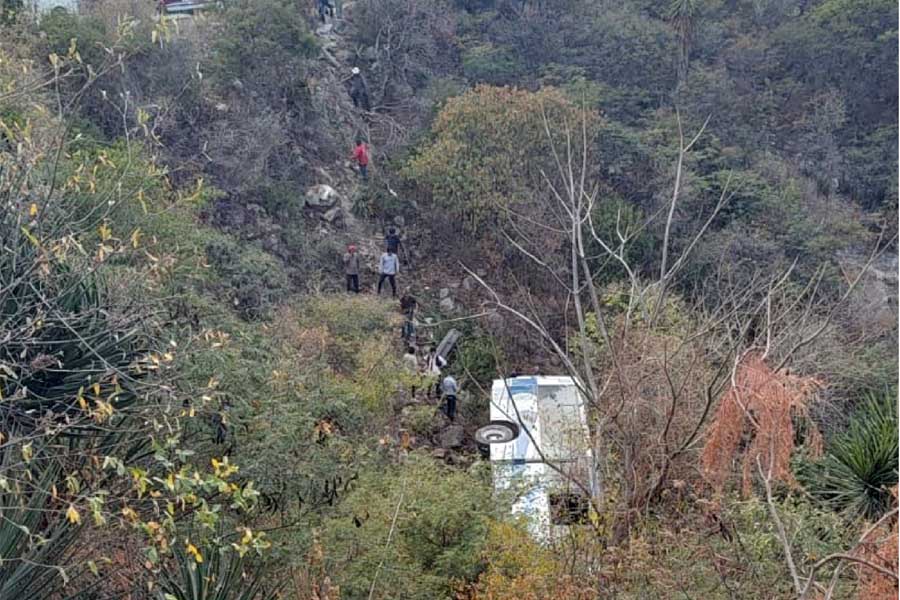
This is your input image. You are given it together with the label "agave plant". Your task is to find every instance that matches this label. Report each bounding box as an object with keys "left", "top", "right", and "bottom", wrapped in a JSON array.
[
  {"left": 799, "top": 391, "right": 898, "bottom": 520},
  {"left": 156, "top": 544, "right": 280, "bottom": 600}
]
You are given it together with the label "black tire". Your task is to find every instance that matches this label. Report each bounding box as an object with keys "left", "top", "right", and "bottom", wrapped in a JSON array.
[{"left": 474, "top": 420, "right": 520, "bottom": 445}]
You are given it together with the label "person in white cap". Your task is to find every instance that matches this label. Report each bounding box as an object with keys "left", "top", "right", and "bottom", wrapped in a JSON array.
[{"left": 348, "top": 67, "right": 370, "bottom": 111}]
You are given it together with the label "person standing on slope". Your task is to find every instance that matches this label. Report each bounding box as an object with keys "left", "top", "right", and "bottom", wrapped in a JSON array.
[
  {"left": 343, "top": 244, "right": 360, "bottom": 293},
  {"left": 351, "top": 139, "right": 369, "bottom": 181},
  {"left": 385, "top": 226, "right": 402, "bottom": 255},
  {"left": 403, "top": 346, "right": 419, "bottom": 399},
  {"left": 377, "top": 248, "right": 399, "bottom": 297},
  {"left": 440, "top": 373, "right": 459, "bottom": 421},
  {"left": 400, "top": 288, "right": 417, "bottom": 341},
  {"left": 347, "top": 67, "right": 371, "bottom": 112},
  {"left": 317, "top": 0, "right": 334, "bottom": 23}
]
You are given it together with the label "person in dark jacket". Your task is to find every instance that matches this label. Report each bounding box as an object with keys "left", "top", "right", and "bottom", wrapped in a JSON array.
[
  {"left": 348, "top": 67, "right": 371, "bottom": 111},
  {"left": 400, "top": 290, "right": 417, "bottom": 341},
  {"left": 385, "top": 227, "right": 402, "bottom": 254},
  {"left": 317, "top": 0, "right": 333, "bottom": 22}
]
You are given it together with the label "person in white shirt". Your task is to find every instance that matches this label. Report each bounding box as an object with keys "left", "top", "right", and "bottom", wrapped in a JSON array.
[
  {"left": 377, "top": 249, "right": 399, "bottom": 297},
  {"left": 440, "top": 373, "right": 458, "bottom": 421},
  {"left": 402, "top": 346, "right": 419, "bottom": 398}
]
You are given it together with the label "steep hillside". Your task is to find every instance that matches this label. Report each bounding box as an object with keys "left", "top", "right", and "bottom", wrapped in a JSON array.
[{"left": 0, "top": 0, "right": 896, "bottom": 598}]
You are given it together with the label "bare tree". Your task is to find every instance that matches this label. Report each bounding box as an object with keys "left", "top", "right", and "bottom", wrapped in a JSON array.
[{"left": 465, "top": 104, "right": 893, "bottom": 544}]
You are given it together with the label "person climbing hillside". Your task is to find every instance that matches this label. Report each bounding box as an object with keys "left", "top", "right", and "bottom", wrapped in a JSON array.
[
  {"left": 385, "top": 226, "right": 402, "bottom": 254},
  {"left": 343, "top": 244, "right": 360, "bottom": 293},
  {"left": 425, "top": 351, "right": 446, "bottom": 399},
  {"left": 440, "top": 373, "right": 458, "bottom": 421},
  {"left": 377, "top": 248, "right": 399, "bottom": 297},
  {"left": 403, "top": 346, "right": 419, "bottom": 398},
  {"left": 317, "top": 0, "right": 334, "bottom": 23},
  {"left": 351, "top": 139, "right": 369, "bottom": 181},
  {"left": 347, "top": 67, "right": 371, "bottom": 112},
  {"left": 400, "top": 289, "right": 417, "bottom": 341}
]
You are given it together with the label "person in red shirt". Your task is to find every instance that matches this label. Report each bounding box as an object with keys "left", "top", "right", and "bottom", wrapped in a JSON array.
[{"left": 351, "top": 139, "right": 369, "bottom": 180}]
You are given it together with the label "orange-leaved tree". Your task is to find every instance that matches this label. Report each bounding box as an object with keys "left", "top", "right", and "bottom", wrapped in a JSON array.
[{"left": 701, "top": 353, "right": 823, "bottom": 496}]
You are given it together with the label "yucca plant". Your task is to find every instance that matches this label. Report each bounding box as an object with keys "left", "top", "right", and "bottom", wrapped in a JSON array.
[
  {"left": 156, "top": 544, "right": 280, "bottom": 600},
  {"left": 798, "top": 390, "right": 898, "bottom": 520},
  {"left": 0, "top": 440, "right": 88, "bottom": 599}
]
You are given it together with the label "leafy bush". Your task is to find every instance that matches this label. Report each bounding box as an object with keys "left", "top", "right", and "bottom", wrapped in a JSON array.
[
  {"left": 320, "top": 455, "right": 492, "bottom": 599},
  {"left": 454, "top": 333, "right": 501, "bottom": 385},
  {"left": 402, "top": 404, "right": 440, "bottom": 438},
  {"left": 205, "top": 237, "right": 290, "bottom": 320},
  {"left": 462, "top": 43, "right": 523, "bottom": 84},
  {"left": 210, "top": 0, "right": 317, "bottom": 105},
  {"left": 403, "top": 85, "right": 598, "bottom": 234},
  {"left": 798, "top": 390, "right": 898, "bottom": 520}
]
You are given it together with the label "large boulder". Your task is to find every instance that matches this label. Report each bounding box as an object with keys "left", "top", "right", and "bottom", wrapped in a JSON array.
[
  {"left": 439, "top": 297, "right": 454, "bottom": 312},
  {"left": 305, "top": 184, "right": 339, "bottom": 210}
]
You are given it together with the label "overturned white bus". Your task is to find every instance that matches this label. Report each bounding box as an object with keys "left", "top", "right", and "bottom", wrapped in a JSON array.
[{"left": 475, "top": 376, "right": 596, "bottom": 541}]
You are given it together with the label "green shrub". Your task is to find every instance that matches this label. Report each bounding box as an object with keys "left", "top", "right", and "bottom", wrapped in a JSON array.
[
  {"left": 402, "top": 404, "right": 439, "bottom": 438},
  {"left": 211, "top": 0, "right": 317, "bottom": 105},
  {"left": 205, "top": 238, "right": 290, "bottom": 320},
  {"left": 455, "top": 334, "right": 501, "bottom": 385},
  {"left": 462, "top": 43, "right": 524, "bottom": 84},
  {"left": 321, "top": 455, "right": 492, "bottom": 599}
]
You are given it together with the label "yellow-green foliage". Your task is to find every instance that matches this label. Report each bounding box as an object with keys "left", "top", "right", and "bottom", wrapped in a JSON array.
[
  {"left": 403, "top": 85, "right": 599, "bottom": 232},
  {"left": 468, "top": 521, "right": 601, "bottom": 600},
  {"left": 290, "top": 295, "right": 412, "bottom": 413},
  {"left": 319, "top": 454, "right": 492, "bottom": 600}
]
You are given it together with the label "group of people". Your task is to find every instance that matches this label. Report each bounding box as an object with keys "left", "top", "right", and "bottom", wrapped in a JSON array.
[
  {"left": 341, "top": 227, "right": 404, "bottom": 297},
  {"left": 404, "top": 346, "right": 458, "bottom": 421}
]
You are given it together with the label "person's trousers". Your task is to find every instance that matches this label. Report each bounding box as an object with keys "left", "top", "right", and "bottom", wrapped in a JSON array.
[
  {"left": 346, "top": 273, "right": 359, "bottom": 293},
  {"left": 358, "top": 163, "right": 368, "bottom": 180},
  {"left": 443, "top": 395, "right": 457, "bottom": 421},
  {"left": 378, "top": 273, "right": 396, "bottom": 296}
]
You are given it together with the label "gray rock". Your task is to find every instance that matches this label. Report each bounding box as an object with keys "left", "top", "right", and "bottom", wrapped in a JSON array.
[
  {"left": 334, "top": 48, "right": 353, "bottom": 63},
  {"left": 462, "top": 276, "right": 475, "bottom": 291},
  {"left": 321, "top": 206, "right": 343, "bottom": 225},
  {"left": 476, "top": 269, "right": 487, "bottom": 277},
  {"left": 431, "top": 448, "right": 448, "bottom": 460},
  {"left": 439, "top": 297, "right": 454, "bottom": 312},
  {"left": 439, "top": 288, "right": 450, "bottom": 299},
  {"left": 304, "top": 184, "right": 338, "bottom": 210},
  {"left": 439, "top": 424, "right": 465, "bottom": 449},
  {"left": 315, "top": 166, "right": 333, "bottom": 184},
  {"left": 361, "top": 46, "right": 378, "bottom": 62},
  {"left": 393, "top": 215, "right": 405, "bottom": 227},
  {"left": 315, "top": 23, "right": 334, "bottom": 36},
  {"left": 341, "top": 0, "right": 358, "bottom": 20}
]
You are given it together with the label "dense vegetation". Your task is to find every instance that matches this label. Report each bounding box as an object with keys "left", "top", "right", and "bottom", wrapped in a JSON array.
[{"left": 0, "top": 0, "right": 896, "bottom": 598}]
